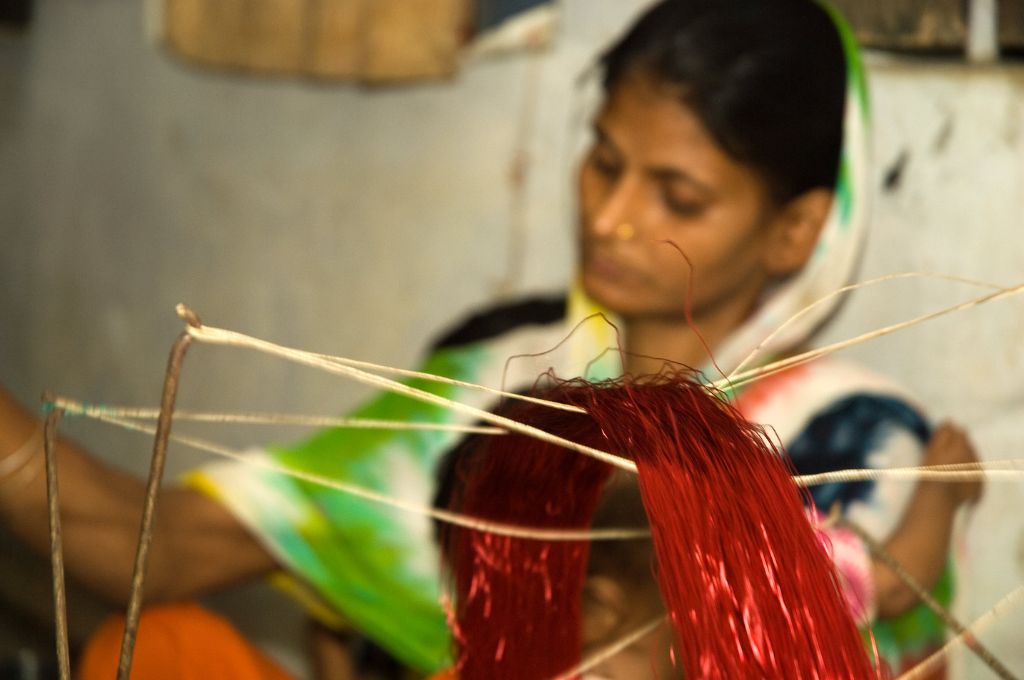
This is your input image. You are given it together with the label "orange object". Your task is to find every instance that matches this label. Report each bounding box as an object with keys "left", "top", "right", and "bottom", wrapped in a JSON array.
[
  {"left": 427, "top": 670, "right": 458, "bottom": 680},
  {"left": 78, "top": 602, "right": 294, "bottom": 680}
]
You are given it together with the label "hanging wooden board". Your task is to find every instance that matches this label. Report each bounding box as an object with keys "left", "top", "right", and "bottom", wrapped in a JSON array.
[
  {"left": 829, "top": 0, "right": 966, "bottom": 50},
  {"left": 163, "top": 0, "right": 471, "bottom": 82},
  {"left": 1001, "top": 0, "right": 1024, "bottom": 50}
]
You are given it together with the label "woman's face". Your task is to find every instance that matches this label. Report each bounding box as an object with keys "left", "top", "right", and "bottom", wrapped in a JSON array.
[{"left": 578, "top": 75, "right": 780, "bottom": 323}]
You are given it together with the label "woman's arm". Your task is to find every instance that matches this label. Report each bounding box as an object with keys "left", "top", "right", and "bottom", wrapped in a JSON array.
[
  {"left": 872, "top": 422, "right": 981, "bottom": 618},
  {"left": 0, "top": 385, "right": 277, "bottom": 605}
]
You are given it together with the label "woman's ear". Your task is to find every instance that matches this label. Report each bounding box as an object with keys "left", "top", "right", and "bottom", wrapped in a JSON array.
[
  {"left": 763, "top": 188, "right": 833, "bottom": 276},
  {"left": 582, "top": 575, "right": 629, "bottom": 646}
]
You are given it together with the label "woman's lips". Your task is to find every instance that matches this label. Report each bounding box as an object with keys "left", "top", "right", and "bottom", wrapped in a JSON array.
[{"left": 584, "top": 250, "right": 633, "bottom": 283}]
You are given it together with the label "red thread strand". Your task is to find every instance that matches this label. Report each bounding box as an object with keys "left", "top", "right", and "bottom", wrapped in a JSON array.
[
  {"left": 444, "top": 370, "right": 882, "bottom": 679},
  {"left": 443, "top": 391, "right": 612, "bottom": 679}
]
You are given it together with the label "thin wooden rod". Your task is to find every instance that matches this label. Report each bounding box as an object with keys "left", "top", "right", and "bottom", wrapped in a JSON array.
[
  {"left": 116, "top": 329, "right": 194, "bottom": 680},
  {"left": 42, "top": 398, "right": 71, "bottom": 680}
]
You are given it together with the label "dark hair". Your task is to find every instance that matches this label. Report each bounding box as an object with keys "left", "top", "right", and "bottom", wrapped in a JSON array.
[{"left": 601, "top": 0, "right": 846, "bottom": 204}]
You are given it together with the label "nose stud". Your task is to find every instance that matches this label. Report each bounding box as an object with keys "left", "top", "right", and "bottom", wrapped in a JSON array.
[{"left": 615, "top": 223, "right": 635, "bottom": 240}]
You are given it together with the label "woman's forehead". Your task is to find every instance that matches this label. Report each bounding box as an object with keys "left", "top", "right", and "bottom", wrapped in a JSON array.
[
  {"left": 594, "top": 76, "right": 767, "bottom": 199},
  {"left": 596, "top": 76, "right": 708, "bottom": 150}
]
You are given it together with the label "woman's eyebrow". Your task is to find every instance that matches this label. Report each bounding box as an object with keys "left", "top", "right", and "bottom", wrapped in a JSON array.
[
  {"left": 591, "top": 123, "right": 618, "bottom": 151},
  {"left": 591, "top": 120, "right": 714, "bottom": 198}
]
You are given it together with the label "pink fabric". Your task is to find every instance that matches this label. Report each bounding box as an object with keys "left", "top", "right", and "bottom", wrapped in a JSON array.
[{"left": 809, "top": 508, "right": 876, "bottom": 622}]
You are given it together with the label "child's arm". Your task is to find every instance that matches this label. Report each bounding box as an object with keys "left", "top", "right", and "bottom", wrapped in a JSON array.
[{"left": 871, "top": 422, "right": 982, "bottom": 618}]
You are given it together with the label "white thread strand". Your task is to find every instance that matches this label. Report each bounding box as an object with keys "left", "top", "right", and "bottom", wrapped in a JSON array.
[
  {"left": 179, "top": 286, "right": 1024, "bottom": 480},
  {"left": 897, "top": 586, "right": 1024, "bottom": 680},
  {"left": 552, "top": 616, "right": 666, "bottom": 680},
  {"left": 885, "top": 458, "right": 1024, "bottom": 472},
  {"left": 184, "top": 323, "right": 638, "bottom": 473},
  {"left": 310, "top": 352, "right": 586, "bottom": 414},
  {"left": 50, "top": 398, "right": 506, "bottom": 435},
  {"left": 715, "top": 281, "right": 1024, "bottom": 392},
  {"left": 795, "top": 466, "right": 1024, "bottom": 487},
  {"left": 93, "top": 413, "right": 649, "bottom": 543},
  {"left": 730, "top": 272, "right": 1007, "bottom": 378},
  {"left": 52, "top": 392, "right": 1024, "bottom": 488}
]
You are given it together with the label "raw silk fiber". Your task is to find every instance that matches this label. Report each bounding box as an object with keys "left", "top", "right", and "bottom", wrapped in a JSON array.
[{"left": 445, "top": 375, "right": 880, "bottom": 679}]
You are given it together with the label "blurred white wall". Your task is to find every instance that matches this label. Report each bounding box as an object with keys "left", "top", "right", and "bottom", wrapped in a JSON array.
[
  {"left": 0, "top": 0, "right": 1022, "bottom": 677},
  {"left": 821, "top": 57, "right": 1024, "bottom": 679}
]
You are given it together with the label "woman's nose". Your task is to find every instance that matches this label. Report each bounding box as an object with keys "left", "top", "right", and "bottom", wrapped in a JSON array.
[{"left": 590, "top": 176, "right": 642, "bottom": 239}]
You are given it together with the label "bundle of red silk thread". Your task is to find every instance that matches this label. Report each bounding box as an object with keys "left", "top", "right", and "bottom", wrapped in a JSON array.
[{"left": 441, "top": 370, "right": 881, "bottom": 679}]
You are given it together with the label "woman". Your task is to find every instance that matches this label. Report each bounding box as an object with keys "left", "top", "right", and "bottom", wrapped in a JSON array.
[
  {"left": 0, "top": 0, "right": 979, "bottom": 677},
  {"left": 429, "top": 3, "right": 977, "bottom": 674},
  {"left": 190, "top": 0, "right": 972, "bottom": 672}
]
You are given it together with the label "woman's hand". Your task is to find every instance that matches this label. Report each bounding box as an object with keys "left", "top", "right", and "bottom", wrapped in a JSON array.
[{"left": 872, "top": 420, "right": 983, "bottom": 618}]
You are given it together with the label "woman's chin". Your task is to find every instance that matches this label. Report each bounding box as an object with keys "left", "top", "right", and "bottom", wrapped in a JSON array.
[{"left": 581, "top": 274, "right": 641, "bottom": 317}]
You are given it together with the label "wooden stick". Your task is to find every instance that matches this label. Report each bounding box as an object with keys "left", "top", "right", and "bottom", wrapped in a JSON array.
[
  {"left": 42, "top": 398, "right": 71, "bottom": 680},
  {"left": 116, "top": 329, "right": 194, "bottom": 680}
]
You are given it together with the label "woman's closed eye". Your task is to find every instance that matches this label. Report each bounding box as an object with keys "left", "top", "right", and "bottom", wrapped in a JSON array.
[{"left": 662, "top": 189, "right": 706, "bottom": 218}]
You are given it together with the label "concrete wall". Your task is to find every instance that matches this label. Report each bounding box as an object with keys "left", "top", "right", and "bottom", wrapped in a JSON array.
[
  {"left": 0, "top": 1, "right": 1022, "bottom": 677},
  {"left": 821, "top": 57, "right": 1024, "bottom": 679}
]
